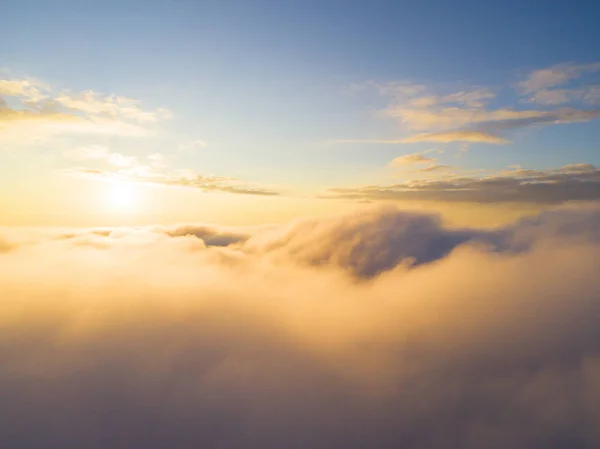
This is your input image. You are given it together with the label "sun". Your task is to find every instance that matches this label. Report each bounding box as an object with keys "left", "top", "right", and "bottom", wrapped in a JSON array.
[{"left": 106, "top": 182, "right": 137, "bottom": 210}]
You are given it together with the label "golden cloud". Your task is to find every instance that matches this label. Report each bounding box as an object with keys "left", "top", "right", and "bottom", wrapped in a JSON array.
[
  {"left": 1, "top": 206, "right": 600, "bottom": 447},
  {"left": 402, "top": 130, "right": 509, "bottom": 144},
  {"left": 389, "top": 152, "right": 436, "bottom": 166},
  {"left": 0, "top": 75, "right": 170, "bottom": 146}
]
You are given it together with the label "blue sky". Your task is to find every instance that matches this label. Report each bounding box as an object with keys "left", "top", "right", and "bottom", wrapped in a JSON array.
[{"left": 2, "top": 0, "right": 600, "bottom": 224}]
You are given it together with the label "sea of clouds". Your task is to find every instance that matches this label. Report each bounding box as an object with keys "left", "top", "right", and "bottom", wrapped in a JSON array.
[{"left": 1, "top": 205, "right": 600, "bottom": 449}]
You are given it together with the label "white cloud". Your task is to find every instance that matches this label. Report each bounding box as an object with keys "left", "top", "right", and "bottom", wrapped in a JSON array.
[
  {"left": 192, "top": 139, "right": 207, "bottom": 147},
  {"left": 439, "top": 88, "right": 496, "bottom": 107},
  {"left": 583, "top": 86, "right": 600, "bottom": 104},
  {"left": 516, "top": 62, "right": 600, "bottom": 93},
  {"left": 178, "top": 139, "right": 209, "bottom": 151},
  {"left": 345, "top": 66, "right": 600, "bottom": 145},
  {"left": 362, "top": 80, "right": 427, "bottom": 98},
  {"left": 0, "top": 78, "right": 48, "bottom": 102},
  {"left": 517, "top": 63, "right": 600, "bottom": 106},
  {"left": 65, "top": 145, "right": 110, "bottom": 160},
  {"left": 65, "top": 145, "right": 138, "bottom": 167},
  {"left": 2, "top": 206, "right": 600, "bottom": 448},
  {"left": 0, "top": 75, "right": 171, "bottom": 146},
  {"left": 63, "top": 165, "right": 279, "bottom": 196},
  {"left": 107, "top": 152, "right": 138, "bottom": 167},
  {"left": 148, "top": 153, "right": 167, "bottom": 168},
  {"left": 54, "top": 90, "right": 173, "bottom": 123},
  {"left": 528, "top": 88, "right": 581, "bottom": 105}
]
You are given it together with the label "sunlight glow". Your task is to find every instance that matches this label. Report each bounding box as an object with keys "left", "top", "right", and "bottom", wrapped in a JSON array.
[{"left": 106, "top": 182, "right": 137, "bottom": 211}]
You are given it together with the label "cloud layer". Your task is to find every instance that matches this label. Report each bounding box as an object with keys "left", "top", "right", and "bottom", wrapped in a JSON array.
[
  {"left": 2, "top": 206, "right": 600, "bottom": 448},
  {"left": 328, "top": 163, "right": 600, "bottom": 204}
]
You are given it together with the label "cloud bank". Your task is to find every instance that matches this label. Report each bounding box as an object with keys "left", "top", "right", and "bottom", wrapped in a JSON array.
[
  {"left": 2, "top": 206, "right": 600, "bottom": 448},
  {"left": 327, "top": 163, "right": 600, "bottom": 204}
]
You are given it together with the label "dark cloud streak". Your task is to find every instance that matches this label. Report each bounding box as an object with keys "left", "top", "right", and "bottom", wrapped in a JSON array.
[{"left": 326, "top": 165, "right": 600, "bottom": 204}]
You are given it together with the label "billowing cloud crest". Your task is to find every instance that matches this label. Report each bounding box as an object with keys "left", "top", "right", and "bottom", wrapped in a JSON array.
[{"left": 2, "top": 206, "right": 600, "bottom": 448}]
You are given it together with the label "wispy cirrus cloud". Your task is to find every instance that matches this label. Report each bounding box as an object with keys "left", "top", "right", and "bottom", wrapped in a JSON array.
[
  {"left": 65, "top": 145, "right": 139, "bottom": 167},
  {"left": 335, "top": 130, "right": 508, "bottom": 145},
  {"left": 525, "top": 85, "right": 600, "bottom": 106},
  {"left": 63, "top": 166, "right": 279, "bottom": 196},
  {"left": 340, "top": 64, "right": 600, "bottom": 146},
  {"left": 0, "top": 78, "right": 48, "bottom": 102},
  {"left": 388, "top": 151, "right": 454, "bottom": 176},
  {"left": 516, "top": 62, "right": 600, "bottom": 93},
  {"left": 147, "top": 152, "right": 167, "bottom": 168},
  {"left": 0, "top": 75, "right": 172, "bottom": 146},
  {"left": 517, "top": 62, "right": 600, "bottom": 106},
  {"left": 179, "top": 139, "right": 208, "bottom": 150},
  {"left": 401, "top": 130, "right": 509, "bottom": 144},
  {"left": 418, "top": 164, "right": 453, "bottom": 172},
  {"left": 62, "top": 140, "right": 278, "bottom": 196},
  {"left": 334, "top": 139, "right": 406, "bottom": 145},
  {"left": 386, "top": 99, "right": 600, "bottom": 137},
  {"left": 54, "top": 90, "right": 173, "bottom": 123}
]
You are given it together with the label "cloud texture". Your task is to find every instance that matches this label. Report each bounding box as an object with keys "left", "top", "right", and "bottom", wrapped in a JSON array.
[
  {"left": 0, "top": 76, "right": 170, "bottom": 146},
  {"left": 345, "top": 64, "right": 600, "bottom": 145},
  {"left": 2, "top": 206, "right": 600, "bottom": 448},
  {"left": 327, "top": 163, "right": 600, "bottom": 204}
]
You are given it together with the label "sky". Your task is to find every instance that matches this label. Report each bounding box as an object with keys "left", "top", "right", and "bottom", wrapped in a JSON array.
[
  {"left": 2, "top": 0, "right": 600, "bottom": 226},
  {"left": 5, "top": 4, "right": 600, "bottom": 448}
]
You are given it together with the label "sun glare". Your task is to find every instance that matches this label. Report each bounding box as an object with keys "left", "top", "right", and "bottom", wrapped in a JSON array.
[{"left": 106, "top": 182, "right": 137, "bottom": 210}]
